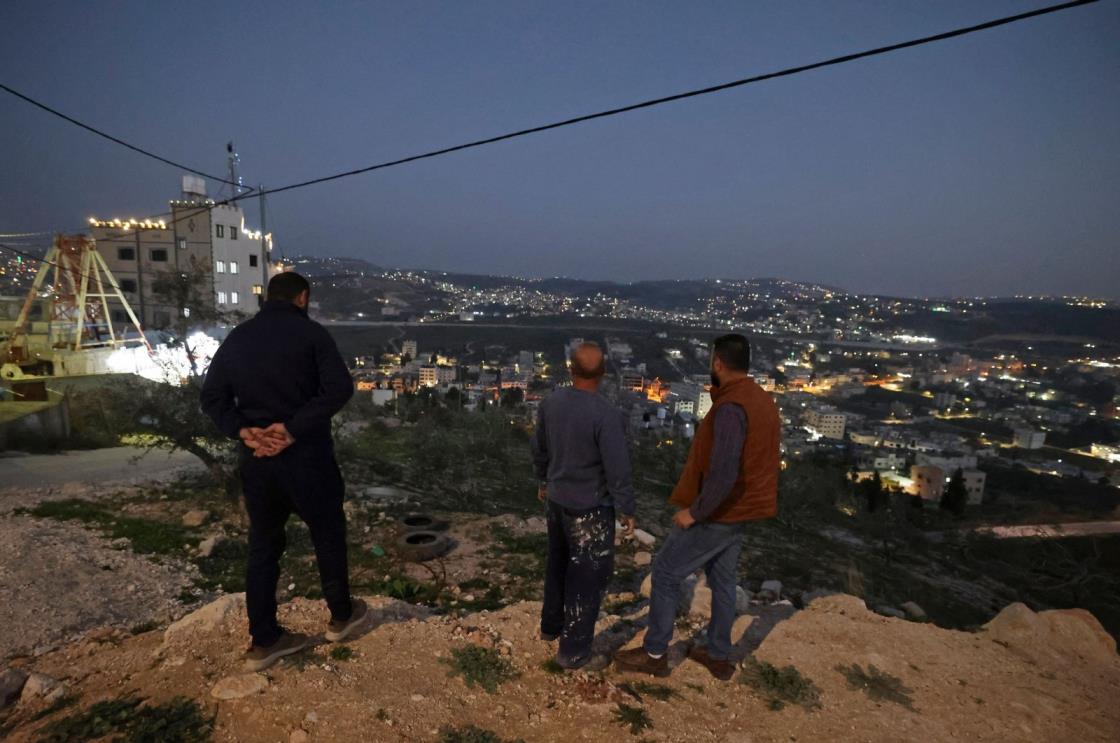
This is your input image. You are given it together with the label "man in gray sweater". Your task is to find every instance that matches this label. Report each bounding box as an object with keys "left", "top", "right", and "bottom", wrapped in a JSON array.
[{"left": 531, "top": 341, "right": 636, "bottom": 670}]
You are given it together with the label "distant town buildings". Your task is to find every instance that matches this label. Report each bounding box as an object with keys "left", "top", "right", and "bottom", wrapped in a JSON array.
[
  {"left": 1090, "top": 443, "right": 1120, "bottom": 464},
  {"left": 321, "top": 273, "right": 1118, "bottom": 516},
  {"left": 1013, "top": 428, "right": 1047, "bottom": 449}
]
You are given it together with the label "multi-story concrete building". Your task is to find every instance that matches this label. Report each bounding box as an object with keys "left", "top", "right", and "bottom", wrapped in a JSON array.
[
  {"left": 620, "top": 368, "right": 645, "bottom": 392},
  {"left": 697, "top": 389, "right": 713, "bottom": 418},
  {"left": 962, "top": 470, "right": 986, "bottom": 505},
  {"left": 670, "top": 394, "right": 695, "bottom": 416},
  {"left": 1013, "top": 427, "right": 1046, "bottom": 449},
  {"left": 911, "top": 464, "right": 946, "bottom": 504},
  {"left": 804, "top": 407, "right": 846, "bottom": 440},
  {"left": 909, "top": 464, "right": 985, "bottom": 507},
  {"left": 93, "top": 176, "right": 275, "bottom": 329}
]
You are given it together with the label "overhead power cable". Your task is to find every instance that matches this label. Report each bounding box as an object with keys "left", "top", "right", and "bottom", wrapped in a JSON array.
[
  {"left": 0, "top": 0, "right": 1097, "bottom": 267},
  {"left": 234, "top": 0, "right": 1098, "bottom": 202},
  {"left": 0, "top": 82, "right": 248, "bottom": 189}
]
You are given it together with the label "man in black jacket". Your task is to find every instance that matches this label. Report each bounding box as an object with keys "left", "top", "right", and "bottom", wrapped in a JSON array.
[{"left": 201, "top": 271, "right": 366, "bottom": 671}]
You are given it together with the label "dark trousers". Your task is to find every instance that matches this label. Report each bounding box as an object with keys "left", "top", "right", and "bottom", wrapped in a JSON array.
[
  {"left": 240, "top": 443, "right": 352, "bottom": 647},
  {"left": 541, "top": 500, "right": 615, "bottom": 665}
]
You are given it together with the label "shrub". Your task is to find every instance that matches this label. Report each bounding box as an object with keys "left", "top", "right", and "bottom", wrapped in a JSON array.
[
  {"left": 443, "top": 645, "right": 518, "bottom": 694},
  {"left": 437, "top": 724, "right": 525, "bottom": 743},
  {"left": 739, "top": 657, "right": 821, "bottom": 711},
  {"left": 37, "top": 695, "right": 211, "bottom": 743},
  {"left": 836, "top": 663, "right": 916, "bottom": 710},
  {"left": 612, "top": 703, "right": 653, "bottom": 735}
]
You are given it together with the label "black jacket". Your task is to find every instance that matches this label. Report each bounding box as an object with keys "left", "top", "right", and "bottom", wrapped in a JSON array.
[{"left": 200, "top": 300, "right": 354, "bottom": 446}]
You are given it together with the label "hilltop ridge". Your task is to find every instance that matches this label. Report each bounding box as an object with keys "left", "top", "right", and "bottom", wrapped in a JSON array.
[{"left": 3, "top": 589, "right": 1117, "bottom": 742}]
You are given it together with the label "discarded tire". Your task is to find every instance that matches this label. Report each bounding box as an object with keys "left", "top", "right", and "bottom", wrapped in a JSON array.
[
  {"left": 399, "top": 513, "right": 449, "bottom": 533},
  {"left": 396, "top": 530, "right": 451, "bottom": 562}
]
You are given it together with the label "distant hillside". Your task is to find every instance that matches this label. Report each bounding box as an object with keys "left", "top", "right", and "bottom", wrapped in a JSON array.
[{"left": 284, "top": 254, "right": 382, "bottom": 277}]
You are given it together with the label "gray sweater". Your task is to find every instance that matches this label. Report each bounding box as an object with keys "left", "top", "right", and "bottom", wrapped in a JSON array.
[{"left": 531, "top": 387, "right": 636, "bottom": 516}]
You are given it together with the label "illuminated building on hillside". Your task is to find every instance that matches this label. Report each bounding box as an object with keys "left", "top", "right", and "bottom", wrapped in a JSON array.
[{"left": 93, "top": 176, "right": 277, "bottom": 329}]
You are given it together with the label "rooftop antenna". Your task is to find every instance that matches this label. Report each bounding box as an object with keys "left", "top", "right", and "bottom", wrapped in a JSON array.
[{"left": 226, "top": 141, "right": 243, "bottom": 199}]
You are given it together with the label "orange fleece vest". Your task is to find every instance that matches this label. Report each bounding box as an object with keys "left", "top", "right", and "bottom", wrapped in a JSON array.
[{"left": 670, "top": 376, "right": 780, "bottom": 523}]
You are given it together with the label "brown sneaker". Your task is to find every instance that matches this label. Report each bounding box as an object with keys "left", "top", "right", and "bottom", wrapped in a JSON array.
[
  {"left": 244, "top": 631, "right": 309, "bottom": 672},
  {"left": 613, "top": 646, "right": 670, "bottom": 677},
  {"left": 326, "top": 598, "right": 369, "bottom": 642},
  {"left": 687, "top": 644, "right": 736, "bottom": 681}
]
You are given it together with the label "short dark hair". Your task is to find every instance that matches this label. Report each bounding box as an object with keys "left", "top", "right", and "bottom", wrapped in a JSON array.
[
  {"left": 267, "top": 271, "right": 310, "bottom": 302},
  {"left": 712, "top": 333, "right": 751, "bottom": 372}
]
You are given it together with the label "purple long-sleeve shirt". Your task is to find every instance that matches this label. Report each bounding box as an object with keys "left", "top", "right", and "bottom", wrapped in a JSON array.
[
  {"left": 689, "top": 403, "right": 748, "bottom": 522},
  {"left": 531, "top": 387, "right": 636, "bottom": 516}
]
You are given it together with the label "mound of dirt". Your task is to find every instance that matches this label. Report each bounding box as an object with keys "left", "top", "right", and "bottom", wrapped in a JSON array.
[
  {"left": 0, "top": 514, "right": 195, "bottom": 659},
  {"left": 3, "top": 592, "right": 1118, "bottom": 742}
]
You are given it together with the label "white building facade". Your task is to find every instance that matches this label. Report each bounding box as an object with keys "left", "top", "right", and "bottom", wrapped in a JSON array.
[{"left": 94, "top": 176, "right": 275, "bottom": 329}]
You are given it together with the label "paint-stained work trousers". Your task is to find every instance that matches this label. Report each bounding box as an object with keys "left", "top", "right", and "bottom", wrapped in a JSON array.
[{"left": 540, "top": 499, "right": 616, "bottom": 666}]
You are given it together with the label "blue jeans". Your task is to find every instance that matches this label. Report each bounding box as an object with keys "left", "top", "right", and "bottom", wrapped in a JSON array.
[
  {"left": 541, "top": 500, "right": 616, "bottom": 667},
  {"left": 644, "top": 521, "right": 746, "bottom": 660}
]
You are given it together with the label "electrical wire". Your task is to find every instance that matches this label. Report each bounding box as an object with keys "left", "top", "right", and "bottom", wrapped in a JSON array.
[
  {"left": 233, "top": 0, "right": 1099, "bottom": 202},
  {"left": 0, "top": 0, "right": 1099, "bottom": 276},
  {"left": 0, "top": 82, "right": 246, "bottom": 188}
]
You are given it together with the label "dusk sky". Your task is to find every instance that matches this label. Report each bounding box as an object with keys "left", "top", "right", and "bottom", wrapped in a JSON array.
[{"left": 1, "top": 1, "right": 1117, "bottom": 298}]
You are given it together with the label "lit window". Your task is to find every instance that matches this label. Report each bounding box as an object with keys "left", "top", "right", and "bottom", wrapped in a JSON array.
[
  {"left": 231, "top": 291, "right": 239, "bottom": 304},
  {"left": 182, "top": 307, "right": 191, "bottom": 318},
  {"left": 230, "top": 261, "right": 239, "bottom": 274},
  {"left": 251, "top": 285, "right": 263, "bottom": 295},
  {"left": 215, "top": 260, "right": 226, "bottom": 274},
  {"left": 230, "top": 226, "right": 238, "bottom": 240},
  {"left": 117, "top": 247, "right": 135, "bottom": 261},
  {"left": 217, "top": 291, "right": 227, "bottom": 305},
  {"left": 177, "top": 237, "right": 187, "bottom": 250},
  {"left": 150, "top": 249, "right": 168, "bottom": 262},
  {"left": 215, "top": 224, "right": 224, "bottom": 238}
]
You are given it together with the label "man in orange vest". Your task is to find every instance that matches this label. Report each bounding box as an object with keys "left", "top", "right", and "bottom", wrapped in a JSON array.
[{"left": 615, "top": 333, "right": 780, "bottom": 680}]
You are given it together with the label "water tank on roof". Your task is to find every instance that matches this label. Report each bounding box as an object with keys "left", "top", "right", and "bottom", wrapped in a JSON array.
[{"left": 181, "top": 175, "right": 207, "bottom": 199}]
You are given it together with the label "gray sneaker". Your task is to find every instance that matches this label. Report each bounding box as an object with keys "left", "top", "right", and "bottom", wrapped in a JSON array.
[
  {"left": 325, "top": 598, "right": 369, "bottom": 642},
  {"left": 557, "top": 652, "right": 610, "bottom": 672},
  {"left": 244, "top": 631, "right": 309, "bottom": 672}
]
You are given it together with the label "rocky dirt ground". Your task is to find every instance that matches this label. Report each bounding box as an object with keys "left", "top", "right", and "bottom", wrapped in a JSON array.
[
  {"left": 0, "top": 456, "right": 206, "bottom": 661},
  {"left": 0, "top": 514, "right": 196, "bottom": 659},
  {"left": 1, "top": 464, "right": 1118, "bottom": 741},
  {"left": 2, "top": 592, "right": 1118, "bottom": 742}
]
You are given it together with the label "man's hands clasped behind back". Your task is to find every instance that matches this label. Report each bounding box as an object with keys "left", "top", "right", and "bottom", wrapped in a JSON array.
[{"left": 240, "top": 423, "right": 296, "bottom": 458}]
